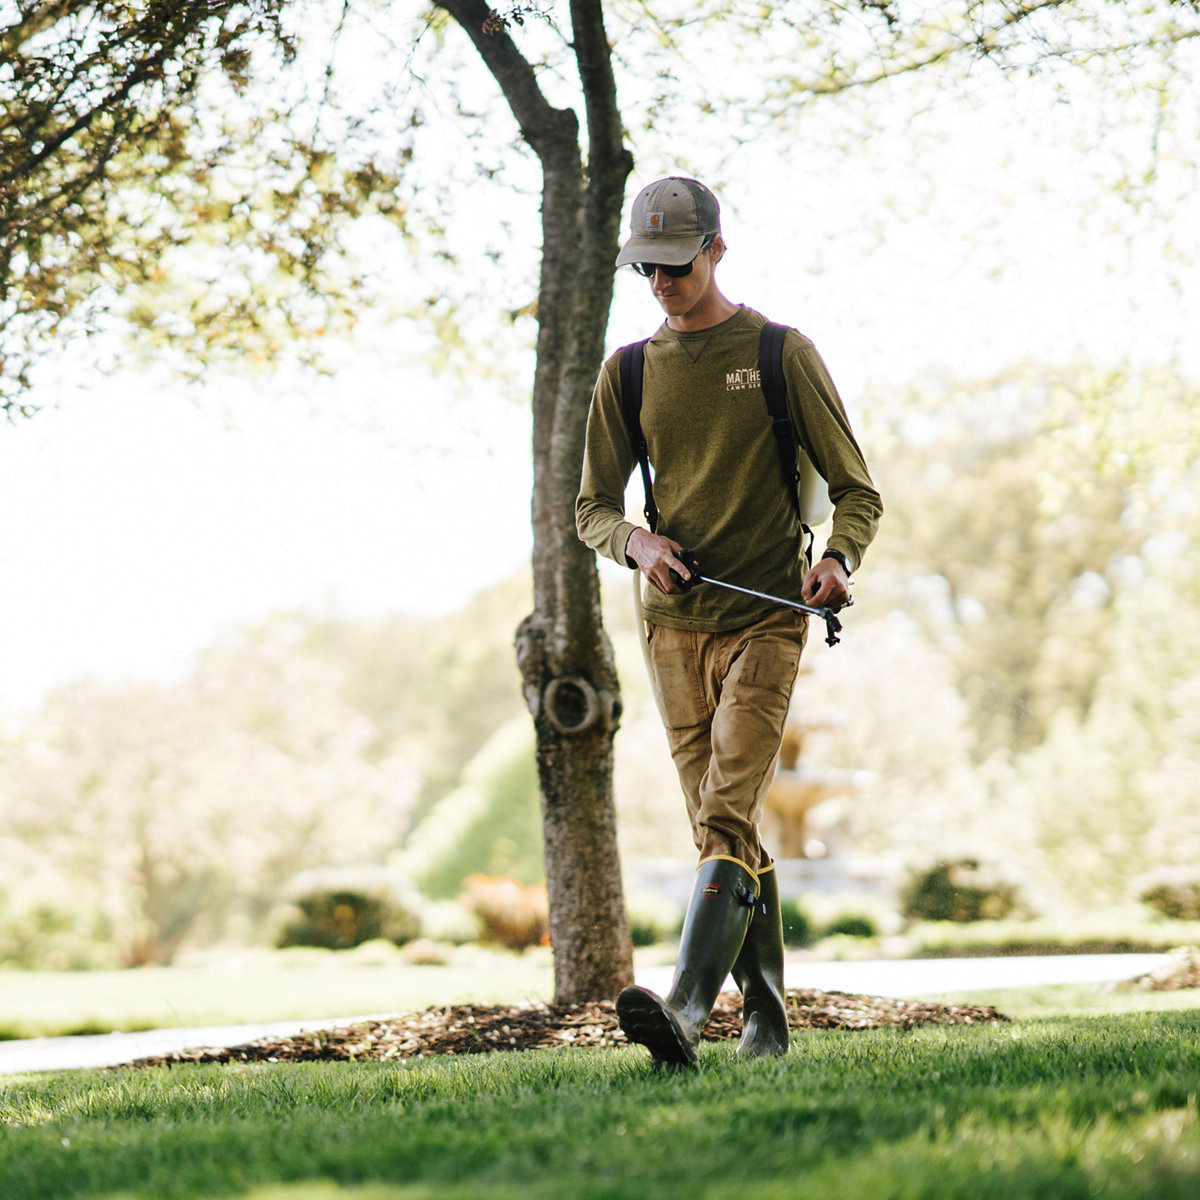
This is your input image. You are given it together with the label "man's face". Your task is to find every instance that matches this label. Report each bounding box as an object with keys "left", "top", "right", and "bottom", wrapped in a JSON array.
[{"left": 646, "top": 238, "right": 722, "bottom": 321}]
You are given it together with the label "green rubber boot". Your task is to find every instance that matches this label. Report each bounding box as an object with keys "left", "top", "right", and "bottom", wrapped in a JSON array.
[
  {"left": 731, "top": 865, "right": 790, "bottom": 1058},
  {"left": 617, "top": 858, "right": 758, "bottom": 1066}
]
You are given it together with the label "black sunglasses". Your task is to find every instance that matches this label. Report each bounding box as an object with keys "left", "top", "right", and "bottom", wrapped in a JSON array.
[{"left": 631, "top": 234, "right": 716, "bottom": 278}]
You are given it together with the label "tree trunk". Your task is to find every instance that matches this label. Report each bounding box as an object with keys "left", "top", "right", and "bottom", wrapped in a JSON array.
[{"left": 439, "top": 0, "right": 634, "bottom": 1002}]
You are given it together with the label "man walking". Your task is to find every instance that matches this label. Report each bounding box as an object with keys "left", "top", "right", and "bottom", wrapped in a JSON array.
[{"left": 576, "top": 177, "right": 882, "bottom": 1066}]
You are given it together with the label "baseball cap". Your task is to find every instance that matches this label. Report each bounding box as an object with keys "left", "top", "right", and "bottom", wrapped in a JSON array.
[{"left": 614, "top": 177, "right": 722, "bottom": 269}]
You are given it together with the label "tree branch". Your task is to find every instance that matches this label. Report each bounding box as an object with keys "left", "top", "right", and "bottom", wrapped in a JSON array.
[{"left": 433, "top": 0, "right": 577, "bottom": 159}]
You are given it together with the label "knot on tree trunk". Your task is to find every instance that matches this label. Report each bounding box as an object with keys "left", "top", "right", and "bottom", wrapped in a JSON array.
[
  {"left": 516, "top": 613, "right": 621, "bottom": 735},
  {"left": 542, "top": 675, "right": 600, "bottom": 735}
]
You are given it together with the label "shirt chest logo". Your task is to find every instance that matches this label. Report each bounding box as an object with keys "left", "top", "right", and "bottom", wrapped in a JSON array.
[{"left": 726, "top": 365, "right": 761, "bottom": 391}]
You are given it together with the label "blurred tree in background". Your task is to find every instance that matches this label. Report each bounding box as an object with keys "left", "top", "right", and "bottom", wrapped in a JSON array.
[
  {"left": 817, "top": 363, "right": 1200, "bottom": 909},
  {"left": 871, "top": 365, "right": 1199, "bottom": 758},
  {"left": 0, "top": 621, "right": 416, "bottom": 966},
  {"left": 1, "top": 358, "right": 1196, "bottom": 962}
]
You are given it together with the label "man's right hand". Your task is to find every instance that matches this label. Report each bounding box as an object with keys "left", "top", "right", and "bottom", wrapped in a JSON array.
[{"left": 626, "top": 528, "right": 694, "bottom": 595}]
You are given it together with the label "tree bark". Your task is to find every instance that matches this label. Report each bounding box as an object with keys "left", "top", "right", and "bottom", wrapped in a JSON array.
[{"left": 438, "top": 0, "right": 634, "bottom": 1002}]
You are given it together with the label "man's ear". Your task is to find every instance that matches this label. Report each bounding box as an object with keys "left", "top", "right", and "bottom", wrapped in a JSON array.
[{"left": 710, "top": 234, "right": 726, "bottom": 265}]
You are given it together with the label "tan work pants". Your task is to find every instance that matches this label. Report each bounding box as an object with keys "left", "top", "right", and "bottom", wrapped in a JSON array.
[{"left": 646, "top": 608, "right": 808, "bottom": 876}]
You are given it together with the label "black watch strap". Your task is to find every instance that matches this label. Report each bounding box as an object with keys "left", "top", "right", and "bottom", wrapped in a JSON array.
[{"left": 821, "top": 549, "right": 852, "bottom": 576}]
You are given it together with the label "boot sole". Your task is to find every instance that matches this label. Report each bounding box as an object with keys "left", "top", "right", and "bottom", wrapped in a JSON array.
[{"left": 616, "top": 987, "right": 698, "bottom": 1067}]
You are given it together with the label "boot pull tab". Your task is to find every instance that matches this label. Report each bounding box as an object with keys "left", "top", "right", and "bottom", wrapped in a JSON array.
[{"left": 734, "top": 883, "right": 762, "bottom": 913}]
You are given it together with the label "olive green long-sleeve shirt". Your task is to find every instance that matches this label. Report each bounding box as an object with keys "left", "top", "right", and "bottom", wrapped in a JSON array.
[{"left": 575, "top": 305, "right": 882, "bottom": 632}]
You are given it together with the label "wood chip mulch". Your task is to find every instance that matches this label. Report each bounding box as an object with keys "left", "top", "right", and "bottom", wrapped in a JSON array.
[
  {"left": 123, "top": 989, "right": 1008, "bottom": 1069},
  {"left": 1119, "top": 949, "right": 1200, "bottom": 992}
]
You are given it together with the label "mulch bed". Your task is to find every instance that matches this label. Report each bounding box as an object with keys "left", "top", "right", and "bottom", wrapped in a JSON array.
[
  {"left": 125, "top": 989, "right": 1008, "bottom": 1068},
  {"left": 1118, "top": 949, "right": 1200, "bottom": 993}
]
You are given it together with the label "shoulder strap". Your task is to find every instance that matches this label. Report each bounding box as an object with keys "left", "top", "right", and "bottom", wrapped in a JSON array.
[
  {"left": 618, "top": 338, "right": 657, "bottom": 533},
  {"left": 759, "top": 321, "right": 803, "bottom": 524}
]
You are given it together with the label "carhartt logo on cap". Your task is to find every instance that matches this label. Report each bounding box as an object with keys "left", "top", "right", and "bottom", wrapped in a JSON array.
[{"left": 613, "top": 176, "right": 721, "bottom": 270}]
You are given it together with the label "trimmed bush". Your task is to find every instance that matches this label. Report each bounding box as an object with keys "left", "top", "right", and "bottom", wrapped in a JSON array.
[
  {"left": 460, "top": 874, "right": 549, "bottom": 951},
  {"left": 823, "top": 914, "right": 879, "bottom": 940},
  {"left": 624, "top": 892, "right": 684, "bottom": 948},
  {"left": 1137, "top": 865, "right": 1200, "bottom": 920},
  {"left": 0, "top": 891, "right": 118, "bottom": 971},
  {"left": 275, "top": 867, "right": 422, "bottom": 951},
  {"left": 900, "top": 858, "right": 1021, "bottom": 923},
  {"left": 779, "top": 898, "right": 815, "bottom": 947}
]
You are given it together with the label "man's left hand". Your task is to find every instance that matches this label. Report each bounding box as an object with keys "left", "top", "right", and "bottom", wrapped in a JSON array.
[{"left": 802, "top": 556, "right": 851, "bottom": 609}]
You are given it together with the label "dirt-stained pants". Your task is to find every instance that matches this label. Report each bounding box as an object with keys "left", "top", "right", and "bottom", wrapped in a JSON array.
[{"left": 646, "top": 608, "right": 808, "bottom": 876}]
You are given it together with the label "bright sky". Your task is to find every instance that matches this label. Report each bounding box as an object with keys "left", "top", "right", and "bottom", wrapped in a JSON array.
[
  {"left": 1, "top": 37, "right": 1196, "bottom": 716},
  {"left": 0, "top": 359, "right": 532, "bottom": 713}
]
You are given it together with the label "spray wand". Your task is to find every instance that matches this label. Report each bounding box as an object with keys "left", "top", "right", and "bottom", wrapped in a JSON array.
[{"left": 670, "top": 549, "right": 852, "bottom": 647}]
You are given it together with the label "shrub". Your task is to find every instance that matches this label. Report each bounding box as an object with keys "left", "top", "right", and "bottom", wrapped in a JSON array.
[
  {"left": 779, "top": 899, "right": 815, "bottom": 948},
  {"left": 0, "top": 891, "right": 118, "bottom": 970},
  {"left": 460, "top": 874, "right": 549, "bottom": 951},
  {"left": 1137, "top": 865, "right": 1200, "bottom": 921},
  {"left": 823, "top": 914, "right": 878, "bottom": 940},
  {"left": 624, "top": 892, "right": 684, "bottom": 948},
  {"left": 275, "top": 867, "right": 422, "bottom": 951},
  {"left": 907, "top": 915, "right": 1200, "bottom": 958},
  {"left": 418, "top": 898, "right": 481, "bottom": 945},
  {"left": 900, "top": 858, "right": 1021, "bottom": 923}
]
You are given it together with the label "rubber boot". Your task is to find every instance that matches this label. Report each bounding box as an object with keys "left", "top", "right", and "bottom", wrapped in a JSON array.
[
  {"left": 617, "top": 858, "right": 758, "bottom": 1066},
  {"left": 731, "top": 865, "right": 790, "bottom": 1058}
]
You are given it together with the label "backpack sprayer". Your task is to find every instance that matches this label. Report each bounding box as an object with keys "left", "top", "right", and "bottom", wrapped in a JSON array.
[{"left": 669, "top": 549, "right": 851, "bottom": 647}]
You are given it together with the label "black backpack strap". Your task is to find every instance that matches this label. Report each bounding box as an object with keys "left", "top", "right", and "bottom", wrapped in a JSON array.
[
  {"left": 618, "top": 337, "right": 658, "bottom": 534},
  {"left": 759, "top": 322, "right": 802, "bottom": 519},
  {"left": 759, "top": 320, "right": 814, "bottom": 556}
]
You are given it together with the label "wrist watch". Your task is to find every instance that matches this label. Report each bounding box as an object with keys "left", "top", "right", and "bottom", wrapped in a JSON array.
[{"left": 821, "top": 548, "right": 852, "bottom": 577}]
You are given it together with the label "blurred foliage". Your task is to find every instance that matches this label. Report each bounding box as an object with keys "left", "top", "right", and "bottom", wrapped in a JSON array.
[
  {"left": 1137, "top": 866, "right": 1200, "bottom": 921},
  {"left": 0, "top": 619, "right": 418, "bottom": 966},
  {"left": 818, "top": 361, "right": 1200, "bottom": 909},
  {"left": 4, "top": 1, "right": 1199, "bottom": 415},
  {"left": 864, "top": 364, "right": 1199, "bottom": 758},
  {"left": 296, "top": 573, "right": 531, "bottom": 823},
  {"left": 394, "top": 719, "right": 545, "bottom": 900},
  {"left": 779, "top": 899, "right": 816, "bottom": 948},
  {"left": 822, "top": 915, "right": 879, "bottom": 940},
  {"left": 274, "top": 866, "right": 423, "bottom": 950},
  {"left": 900, "top": 859, "right": 1023, "bottom": 924},
  {"left": 458, "top": 874, "right": 549, "bottom": 952},
  {"left": 2, "top": 362, "right": 1199, "bottom": 965},
  {"left": 0, "top": 886, "right": 117, "bottom": 971},
  {"left": 907, "top": 916, "right": 1200, "bottom": 959},
  {"left": 623, "top": 892, "right": 685, "bottom": 948},
  {"left": 0, "top": 579, "right": 539, "bottom": 967}
]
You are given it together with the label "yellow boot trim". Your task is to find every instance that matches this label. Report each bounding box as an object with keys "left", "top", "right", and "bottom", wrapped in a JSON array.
[{"left": 697, "top": 854, "right": 760, "bottom": 889}]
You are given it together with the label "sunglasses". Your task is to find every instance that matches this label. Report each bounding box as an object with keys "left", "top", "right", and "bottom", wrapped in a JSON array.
[{"left": 631, "top": 234, "right": 716, "bottom": 278}]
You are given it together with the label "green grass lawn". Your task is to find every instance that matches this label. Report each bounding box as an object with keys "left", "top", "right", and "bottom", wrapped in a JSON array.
[
  {"left": 0, "top": 952, "right": 555, "bottom": 1040},
  {"left": 1, "top": 1010, "right": 1198, "bottom": 1199}
]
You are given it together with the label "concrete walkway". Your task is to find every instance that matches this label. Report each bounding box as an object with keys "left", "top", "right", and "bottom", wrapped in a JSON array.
[{"left": 0, "top": 953, "right": 1170, "bottom": 1076}]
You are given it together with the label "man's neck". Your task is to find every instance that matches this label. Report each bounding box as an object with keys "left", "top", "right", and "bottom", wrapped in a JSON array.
[{"left": 666, "top": 291, "right": 740, "bottom": 333}]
